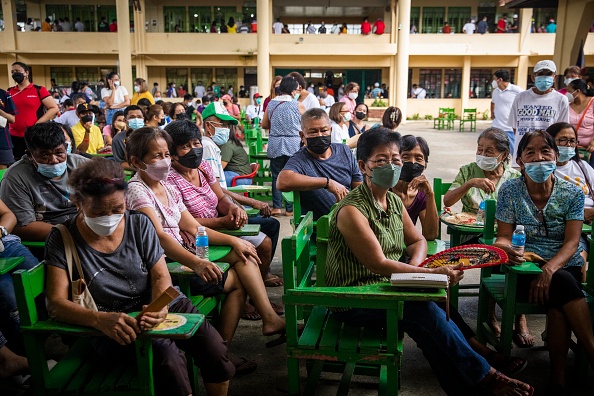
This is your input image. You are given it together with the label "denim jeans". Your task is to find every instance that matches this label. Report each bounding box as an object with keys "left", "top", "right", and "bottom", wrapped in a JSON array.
[
  {"left": 0, "top": 238, "right": 40, "bottom": 353},
  {"left": 333, "top": 301, "right": 490, "bottom": 396},
  {"left": 247, "top": 216, "right": 280, "bottom": 257},
  {"left": 270, "top": 155, "right": 292, "bottom": 211},
  {"left": 224, "top": 170, "right": 252, "bottom": 186},
  {"left": 105, "top": 108, "right": 119, "bottom": 125},
  {"left": 506, "top": 130, "right": 515, "bottom": 156}
]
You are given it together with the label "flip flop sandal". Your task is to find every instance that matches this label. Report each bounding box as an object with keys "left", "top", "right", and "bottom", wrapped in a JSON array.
[
  {"left": 241, "top": 303, "right": 262, "bottom": 321},
  {"left": 482, "top": 370, "right": 534, "bottom": 396},
  {"left": 265, "top": 324, "right": 305, "bottom": 348},
  {"left": 513, "top": 331, "right": 535, "bottom": 348},
  {"left": 233, "top": 357, "right": 258, "bottom": 376},
  {"left": 264, "top": 274, "right": 284, "bottom": 287},
  {"left": 487, "top": 351, "right": 528, "bottom": 376},
  {"left": 271, "top": 302, "right": 285, "bottom": 316}
]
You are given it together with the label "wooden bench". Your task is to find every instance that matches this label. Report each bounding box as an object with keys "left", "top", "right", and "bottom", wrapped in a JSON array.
[
  {"left": 12, "top": 262, "right": 204, "bottom": 396},
  {"left": 282, "top": 212, "right": 446, "bottom": 395}
]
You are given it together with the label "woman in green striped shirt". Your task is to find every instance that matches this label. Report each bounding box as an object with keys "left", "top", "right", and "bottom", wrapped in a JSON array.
[{"left": 327, "top": 127, "right": 533, "bottom": 396}]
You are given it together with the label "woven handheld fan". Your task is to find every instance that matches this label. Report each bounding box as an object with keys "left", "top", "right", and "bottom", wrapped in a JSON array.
[{"left": 420, "top": 244, "right": 508, "bottom": 270}]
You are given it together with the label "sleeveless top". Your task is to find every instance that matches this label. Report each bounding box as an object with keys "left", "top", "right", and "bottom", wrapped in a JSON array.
[
  {"left": 266, "top": 97, "right": 302, "bottom": 158},
  {"left": 326, "top": 182, "right": 405, "bottom": 290}
]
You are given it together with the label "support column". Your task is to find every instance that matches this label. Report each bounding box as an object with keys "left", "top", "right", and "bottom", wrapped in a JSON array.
[
  {"left": 461, "top": 56, "right": 471, "bottom": 111},
  {"left": 552, "top": 0, "right": 593, "bottom": 77},
  {"left": 395, "top": 0, "right": 410, "bottom": 118},
  {"left": 116, "top": 0, "right": 133, "bottom": 91},
  {"left": 257, "top": 0, "right": 271, "bottom": 93},
  {"left": 518, "top": 8, "right": 533, "bottom": 53},
  {"left": 517, "top": 55, "right": 529, "bottom": 89},
  {"left": 2, "top": 0, "right": 17, "bottom": 82}
]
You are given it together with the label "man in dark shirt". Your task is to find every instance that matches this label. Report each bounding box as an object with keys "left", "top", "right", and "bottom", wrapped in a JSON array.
[
  {"left": 98, "top": 17, "right": 109, "bottom": 32},
  {"left": 277, "top": 108, "right": 362, "bottom": 220},
  {"left": 477, "top": 16, "right": 488, "bottom": 34}
]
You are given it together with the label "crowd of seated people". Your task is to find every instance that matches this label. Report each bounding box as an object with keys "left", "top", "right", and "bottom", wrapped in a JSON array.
[{"left": 2, "top": 60, "right": 594, "bottom": 396}]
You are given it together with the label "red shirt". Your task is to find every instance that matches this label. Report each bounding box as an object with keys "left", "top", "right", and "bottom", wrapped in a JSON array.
[
  {"left": 361, "top": 21, "right": 371, "bottom": 34},
  {"left": 373, "top": 20, "right": 385, "bottom": 35},
  {"left": 497, "top": 19, "right": 506, "bottom": 33},
  {"left": 8, "top": 84, "right": 50, "bottom": 138},
  {"left": 109, "top": 22, "right": 118, "bottom": 32},
  {"left": 251, "top": 22, "right": 257, "bottom": 33},
  {"left": 442, "top": 25, "right": 451, "bottom": 33}
]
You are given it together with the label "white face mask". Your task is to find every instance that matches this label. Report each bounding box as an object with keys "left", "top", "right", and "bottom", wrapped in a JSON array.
[
  {"left": 343, "top": 112, "right": 352, "bottom": 122},
  {"left": 564, "top": 77, "right": 577, "bottom": 86},
  {"left": 491, "top": 80, "right": 499, "bottom": 89},
  {"left": 113, "top": 81, "right": 120, "bottom": 87},
  {"left": 348, "top": 92, "right": 358, "bottom": 100},
  {"left": 134, "top": 85, "right": 140, "bottom": 93},
  {"left": 84, "top": 213, "right": 124, "bottom": 236},
  {"left": 476, "top": 154, "right": 502, "bottom": 171},
  {"left": 565, "top": 91, "right": 576, "bottom": 104}
]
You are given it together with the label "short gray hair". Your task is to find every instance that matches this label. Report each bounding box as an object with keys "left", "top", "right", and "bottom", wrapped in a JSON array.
[
  {"left": 477, "top": 127, "right": 510, "bottom": 162},
  {"left": 301, "top": 108, "right": 330, "bottom": 130}
]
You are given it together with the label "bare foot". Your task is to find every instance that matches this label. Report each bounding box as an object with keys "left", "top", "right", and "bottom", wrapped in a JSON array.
[
  {"left": 513, "top": 315, "right": 534, "bottom": 348},
  {"left": 481, "top": 369, "right": 533, "bottom": 396},
  {"left": 0, "top": 346, "right": 29, "bottom": 379},
  {"left": 262, "top": 316, "right": 286, "bottom": 336},
  {"left": 488, "top": 315, "right": 502, "bottom": 338}
]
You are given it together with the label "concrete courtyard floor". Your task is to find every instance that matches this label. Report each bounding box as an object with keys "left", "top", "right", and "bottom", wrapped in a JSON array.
[{"left": 227, "top": 121, "right": 594, "bottom": 396}]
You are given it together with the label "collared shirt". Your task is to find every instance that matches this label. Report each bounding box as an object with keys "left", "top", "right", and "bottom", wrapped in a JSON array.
[
  {"left": 491, "top": 83, "right": 523, "bottom": 131},
  {"left": 71, "top": 122, "right": 105, "bottom": 154}
]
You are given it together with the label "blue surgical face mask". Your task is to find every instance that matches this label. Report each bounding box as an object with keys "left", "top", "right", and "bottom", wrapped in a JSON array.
[
  {"left": 534, "top": 75, "right": 554, "bottom": 92},
  {"left": 523, "top": 160, "right": 556, "bottom": 183},
  {"left": 212, "top": 127, "right": 230, "bottom": 145},
  {"left": 557, "top": 146, "right": 575, "bottom": 162},
  {"left": 293, "top": 93, "right": 300, "bottom": 101},
  {"left": 37, "top": 161, "right": 67, "bottom": 178},
  {"left": 128, "top": 118, "right": 144, "bottom": 130}
]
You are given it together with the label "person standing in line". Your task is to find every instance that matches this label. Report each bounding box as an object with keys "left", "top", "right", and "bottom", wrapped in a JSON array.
[
  {"left": 463, "top": 19, "right": 476, "bottom": 34},
  {"left": 497, "top": 14, "right": 507, "bottom": 33},
  {"left": 8, "top": 62, "right": 59, "bottom": 159},
  {"left": 195, "top": 81, "right": 206, "bottom": 99},
  {"left": 272, "top": 18, "right": 283, "bottom": 34},
  {"left": 361, "top": 17, "right": 371, "bottom": 35},
  {"left": 509, "top": 60, "right": 569, "bottom": 166},
  {"left": 477, "top": 16, "right": 488, "bottom": 34},
  {"left": 509, "top": 15, "right": 519, "bottom": 33},
  {"left": 101, "top": 72, "right": 130, "bottom": 125},
  {"left": 318, "top": 22, "right": 327, "bottom": 34},
  {"left": 74, "top": 17, "right": 85, "bottom": 32},
  {"left": 442, "top": 21, "right": 452, "bottom": 34},
  {"left": 372, "top": 18, "right": 385, "bottom": 34},
  {"left": 491, "top": 69, "right": 523, "bottom": 154}
]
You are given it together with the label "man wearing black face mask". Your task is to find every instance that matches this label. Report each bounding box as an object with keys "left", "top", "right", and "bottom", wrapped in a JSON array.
[{"left": 277, "top": 108, "right": 363, "bottom": 220}]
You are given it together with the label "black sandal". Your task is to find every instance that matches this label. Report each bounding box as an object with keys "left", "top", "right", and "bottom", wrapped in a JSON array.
[{"left": 486, "top": 351, "right": 528, "bottom": 376}]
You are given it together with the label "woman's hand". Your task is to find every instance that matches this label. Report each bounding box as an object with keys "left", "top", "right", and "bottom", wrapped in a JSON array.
[
  {"left": 494, "top": 243, "right": 525, "bottom": 265},
  {"left": 138, "top": 304, "right": 168, "bottom": 331},
  {"left": 432, "top": 263, "right": 464, "bottom": 286},
  {"left": 231, "top": 238, "right": 261, "bottom": 265},
  {"left": 587, "top": 139, "right": 594, "bottom": 153},
  {"left": 408, "top": 175, "right": 432, "bottom": 194},
  {"left": 96, "top": 312, "right": 141, "bottom": 345},
  {"left": 529, "top": 268, "right": 553, "bottom": 305},
  {"left": 471, "top": 178, "right": 496, "bottom": 194},
  {"left": 194, "top": 259, "right": 224, "bottom": 283},
  {"left": 229, "top": 205, "right": 248, "bottom": 228}
]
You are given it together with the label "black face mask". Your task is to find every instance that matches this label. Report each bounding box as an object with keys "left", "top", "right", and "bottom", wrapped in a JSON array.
[
  {"left": 177, "top": 147, "right": 203, "bottom": 169},
  {"left": 399, "top": 161, "right": 425, "bottom": 182},
  {"left": 12, "top": 72, "right": 25, "bottom": 84},
  {"left": 158, "top": 118, "right": 166, "bottom": 126},
  {"left": 306, "top": 135, "right": 332, "bottom": 155},
  {"left": 275, "top": 86, "right": 281, "bottom": 95},
  {"left": 355, "top": 111, "right": 366, "bottom": 120}
]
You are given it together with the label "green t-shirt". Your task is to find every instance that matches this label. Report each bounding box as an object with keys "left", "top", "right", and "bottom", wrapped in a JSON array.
[{"left": 220, "top": 141, "right": 252, "bottom": 175}]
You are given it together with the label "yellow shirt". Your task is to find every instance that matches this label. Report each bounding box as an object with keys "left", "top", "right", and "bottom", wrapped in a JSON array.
[
  {"left": 131, "top": 91, "right": 155, "bottom": 105},
  {"left": 71, "top": 123, "right": 105, "bottom": 154}
]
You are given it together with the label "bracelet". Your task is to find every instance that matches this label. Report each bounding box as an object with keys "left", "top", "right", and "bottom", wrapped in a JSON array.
[{"left": 324, "top": 177, "right": 329, "bottom": 189}]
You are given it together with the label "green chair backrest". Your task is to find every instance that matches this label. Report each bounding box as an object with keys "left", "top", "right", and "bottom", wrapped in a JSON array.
[
  {"left": 463, "top": 108, "right": 477, "bottom": 119},
  {"left": 12, "top": 263, "right": 45, "bottom": 327},
  {"left": 481, "top": 199, "right": 497, "bottom": 245},
  {"left": 282, "top": 212, "right": 315, "bottom": 293},
  {"left": 282, "top": 191, "right": 302, "bottom": 227},
  {"left": 0, "top": 168, "right": 6, "bottom": 181},
  {"left": 433, "top": 178, "right": 452, "bottom": 239},
  {"left": 315, "top": 214, "right": 330, "bottom": 286}
]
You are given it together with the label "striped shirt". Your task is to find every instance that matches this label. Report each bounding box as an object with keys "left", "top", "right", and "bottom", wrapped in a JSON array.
[
  {"left": 326, "top": 182, "right": 405, "bottom": 290},
  {"left": 267, "top": 96, "right": 302, "bottom": 158},
  {"left": 167, "top": 162, "right": 219, "bottom": 219}
]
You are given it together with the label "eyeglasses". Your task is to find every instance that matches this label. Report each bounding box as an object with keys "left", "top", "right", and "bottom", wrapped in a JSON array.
[
  {"left": 368, "top": 158, "right": 401, "bottom": 167},
  {"left": 556, "top": 138, "right": 577, "bottom": 146},
  {"left": 535, "top": 209, "right": 548, "bottom": 237}
]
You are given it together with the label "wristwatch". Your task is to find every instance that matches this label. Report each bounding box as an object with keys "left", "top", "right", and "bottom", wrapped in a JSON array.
[{"left": 0, "top": 226, "right": 8, "bottom": 238}]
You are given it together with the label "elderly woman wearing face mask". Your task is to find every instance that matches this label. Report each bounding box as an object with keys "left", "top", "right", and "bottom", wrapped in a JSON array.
[
  {"left": 339, "top": 82, "right": 360, "bottom": 118},
  {"left": 565, "top": 79, "right": 594, "bottom": 164}
]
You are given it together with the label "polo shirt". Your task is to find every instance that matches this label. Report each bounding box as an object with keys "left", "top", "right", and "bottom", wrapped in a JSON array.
[
  {"left": 71, "top": 122, "right": 105, "bottom": 154},
  {"left": 8, "top": 84, "right": 51, "bottom": 138}
]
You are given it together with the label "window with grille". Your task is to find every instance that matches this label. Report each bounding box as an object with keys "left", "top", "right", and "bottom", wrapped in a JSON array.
[
  {"left": 164, "top": 7, "right": 186, "bottom": 32},
  {"left": 191, "top": 68, "right": 213, "bottom": 92},
  {"left": 50, "top": 67, "right": 74, "bottom": 86},
  {"left": 419, "top": 69, "right": 442, "bottom": 98},
  {"left": 215, "top": 68, "right": 238, "bottom": 94},
  {"left": 166, "top": 68, "right": 189, "bottom": 89},
  {"left": 75, "top": 67, "right": 101, "bottom": 84},
  {"left": 421, "top": 7, "right": 445, "bottom": 34},
  {"left": 444, "top": 69, "right": 462, "bottom": 98},
  {"left": 447, "top": 7, "right": 471, "bottom": 34},
  {"left": 189, "top": 7, "right": 212, "bottom": 33},
  {"left": 410, "top": 7, "right": 420, "bottom": 32},
  {"left": 45, "top": 5, "right": 69, "bottom": 23}
]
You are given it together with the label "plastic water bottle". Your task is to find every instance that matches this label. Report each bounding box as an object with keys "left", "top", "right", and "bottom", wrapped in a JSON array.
[
  {"left": 195, "top": 226, "right": 209, "bottom": 260},
  {"left": 475, "top": 201, "right": 486, "bottom": 225},
  {"left": 511, "top": 225, "right": 526, "bottom": 255}
]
